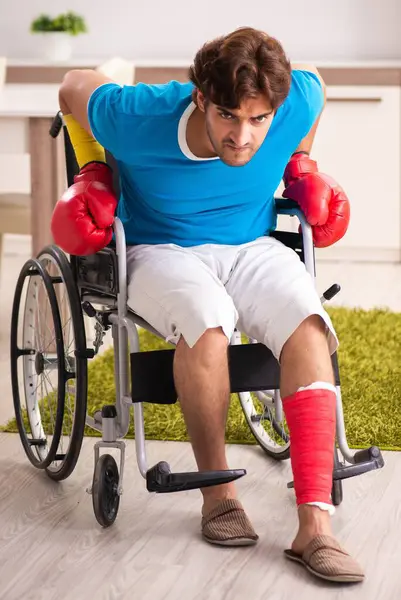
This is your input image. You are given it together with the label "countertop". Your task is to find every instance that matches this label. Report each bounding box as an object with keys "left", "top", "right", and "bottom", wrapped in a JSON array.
[
  {"left": 6, "top": 58, "right": 401, "bottom": 68},
  {"left": 0, "top": 84, "right": 59, "bottom": 117},
  {"left": 6, "top": 58, "right": 401, "bottom": 86}
]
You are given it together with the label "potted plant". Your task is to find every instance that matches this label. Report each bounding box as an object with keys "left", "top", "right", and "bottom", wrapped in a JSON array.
[{"left": 30, "top": 11, "right": 87, "bottom": 61}]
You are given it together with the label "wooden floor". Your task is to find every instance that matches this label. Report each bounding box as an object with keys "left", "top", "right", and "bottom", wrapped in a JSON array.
[
  {"left": 0, "top": 433, "right": 400, "bottom": 600},
  {"left": 1, "top": 235, "right": 401, "bottom": 599}
]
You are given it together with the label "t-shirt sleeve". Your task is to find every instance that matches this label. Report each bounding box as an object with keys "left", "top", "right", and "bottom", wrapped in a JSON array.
[
  {"left": 289, "top": 69, "right": 325, "bottom": 139},
  {"left": 87, "top": 82, "right": 146, "bottom": 162}
]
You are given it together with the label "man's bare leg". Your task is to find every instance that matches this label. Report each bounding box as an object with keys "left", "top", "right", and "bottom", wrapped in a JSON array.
[
  {"left": 280, "top": 314, "right": 334, "bottom": 554},
  {"left": 173, "top": 327, "right": 236, "bottom": 515}
]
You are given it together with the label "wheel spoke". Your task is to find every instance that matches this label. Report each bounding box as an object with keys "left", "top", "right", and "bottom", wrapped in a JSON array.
[
  {"left": 10, "top": 258, "right": 66, "bottom": 469},
  {"left": 34, "top": 248, "right": 88, "bottom": 481},
  {"left": 237, "top": 335, "right": 290, "bottom": 459}
]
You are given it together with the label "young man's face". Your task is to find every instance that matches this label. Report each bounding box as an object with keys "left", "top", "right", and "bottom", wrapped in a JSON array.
[{"left": 198, "top": 92, "right": 275, "bottom": 166}]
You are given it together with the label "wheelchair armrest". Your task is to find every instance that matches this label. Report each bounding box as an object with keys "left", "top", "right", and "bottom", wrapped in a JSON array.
[
  {"left": 113, "top": 217, "right": 126, "bottom": 252},
  {"left": 274, "top": 196, "right": 309, "bottom": 229},
  {"left": 274, "top": 197, "right": 315, "bottom": 276},
  {"left": 275, "top": 197, "right": 301, "bottom": 215},
  {"left": 112, "top": 217, "right": 129, "bottom": 315}
]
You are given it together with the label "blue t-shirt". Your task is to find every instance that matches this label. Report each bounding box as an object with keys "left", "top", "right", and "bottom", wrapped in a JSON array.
[{"left": 87, "top": 71, "right": 323, "bottom": 247}]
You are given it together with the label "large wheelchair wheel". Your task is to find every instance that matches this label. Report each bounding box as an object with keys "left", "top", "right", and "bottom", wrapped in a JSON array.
[
  {"left": 35, "top": 245, "right": 89, "bottom": 481},
  {"left": 239, "top": 389, "right": 290, "bottom": 460},
  {"left": 10, "top": 259, "right": 66, "bottom": 469}
]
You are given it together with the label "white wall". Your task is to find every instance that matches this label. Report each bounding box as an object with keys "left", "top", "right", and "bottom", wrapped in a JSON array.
[{"left": 0, "top": 0, "right": 400, "bottom": 62}]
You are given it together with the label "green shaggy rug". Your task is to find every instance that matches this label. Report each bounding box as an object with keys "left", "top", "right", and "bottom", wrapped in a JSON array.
[{"left": 3, "top": 307, "right": 401, "bottom": 450}]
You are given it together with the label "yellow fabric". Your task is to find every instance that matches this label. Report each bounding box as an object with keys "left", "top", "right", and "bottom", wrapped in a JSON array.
[{"left": 63, "top": 113, "right": 106, "bottom": 168}]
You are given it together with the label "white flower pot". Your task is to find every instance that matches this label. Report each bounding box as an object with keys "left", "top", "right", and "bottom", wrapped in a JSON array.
[{"left": 38, "top": 32, "right": 73, "bottom": 62}]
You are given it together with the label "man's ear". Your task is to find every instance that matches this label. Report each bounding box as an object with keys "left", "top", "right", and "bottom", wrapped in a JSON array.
[{"left": 193, "top": 89, "right": 206, "bottom": 112}]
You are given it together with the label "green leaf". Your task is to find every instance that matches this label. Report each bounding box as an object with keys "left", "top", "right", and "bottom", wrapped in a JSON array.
[
  {"left": 3, "top": 307, "right": 401, "bottom": 451},
  {"left": 30, "top": 12, "right": 87, "bottom": 35}
]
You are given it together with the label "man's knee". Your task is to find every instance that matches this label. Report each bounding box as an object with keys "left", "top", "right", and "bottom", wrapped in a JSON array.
[
  {"left": 294, "top": 314, "right": 328, "bottom": 338},
  {"left": 173, "top": 289, "right": 238, "bottom": 349},
  {"left": 280, "top": 314, "right": 333, "bottom": 362},
  {"left": 174, "top": 327, "right": 230, "bottom": 390},
  {"left": 177, "top": 326, "right": 229, "bottom": 362}
]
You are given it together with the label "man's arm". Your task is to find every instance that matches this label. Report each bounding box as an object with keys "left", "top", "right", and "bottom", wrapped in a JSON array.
[
  {"left": 52, "top": 69, "right": 119, "bottom": 256},
  {"left": 59, "top": 69, "right": 115, "bottom": 135},
  {"left": 290, "top": 63, "right": 326, "bottom": 155}
]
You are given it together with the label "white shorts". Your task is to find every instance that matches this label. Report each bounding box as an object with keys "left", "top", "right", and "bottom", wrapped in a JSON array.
[{"left": 126, "top": 236, "right": 338, "bottom": 360}]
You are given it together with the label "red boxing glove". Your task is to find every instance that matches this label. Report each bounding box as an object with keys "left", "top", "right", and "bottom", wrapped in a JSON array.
[
  {"left": 282, "top": 153, "right": 350, "bottom": 248},
  {"left": 51, "top": 162, "right": 117, "bottom": 256}
]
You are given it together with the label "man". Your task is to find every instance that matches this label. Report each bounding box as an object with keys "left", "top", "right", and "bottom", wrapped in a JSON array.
[{"left": 52, "top": 27, "right": 362, "bottom": 583}]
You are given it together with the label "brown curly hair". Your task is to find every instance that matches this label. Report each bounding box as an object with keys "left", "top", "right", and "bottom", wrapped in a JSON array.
[{"left": 189, "top": 27, "right": 292, "bottom": 110}]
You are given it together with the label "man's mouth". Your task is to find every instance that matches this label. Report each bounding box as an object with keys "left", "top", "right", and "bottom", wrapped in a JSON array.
[{"left": 226, "top": 144, "right": 249, "bottom": 152}]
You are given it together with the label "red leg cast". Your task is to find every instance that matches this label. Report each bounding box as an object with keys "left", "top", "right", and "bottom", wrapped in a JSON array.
[{"left": 283, "top": 386, "right": 337, "bottom": 508}]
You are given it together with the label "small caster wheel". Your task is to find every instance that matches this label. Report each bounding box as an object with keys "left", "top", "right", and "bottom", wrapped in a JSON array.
[{"left": 92, "top": 454, "right": 120, "bottom": 527}]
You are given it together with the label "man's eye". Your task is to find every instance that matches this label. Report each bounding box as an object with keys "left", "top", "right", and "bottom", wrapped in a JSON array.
[
  {"left": 220, "top": 112, "right": 233, "bottom": 120},
  {"left": 253, "top": 116, "right": 267, "bottom": 124}
]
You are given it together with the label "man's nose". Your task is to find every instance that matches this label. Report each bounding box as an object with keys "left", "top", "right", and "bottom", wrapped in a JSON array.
[{"left": 230, "top": 124, "right": 251, "bottom": 147}]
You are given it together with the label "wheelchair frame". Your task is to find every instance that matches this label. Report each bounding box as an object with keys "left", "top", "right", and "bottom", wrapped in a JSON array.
[
  {"left": 83, "top": 210, "right": 382, "bottom": 493},
  {"left": 10, "top": 111, "right": 385, "bottom": 527}
]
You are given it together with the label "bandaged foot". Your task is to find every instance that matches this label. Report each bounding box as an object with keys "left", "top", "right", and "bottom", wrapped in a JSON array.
[
  {"left": 292, "top": 504, "right": 333, "bottom": 555},
  {"left": 282, "top": 382, "right": 364, "bottom": 582}
]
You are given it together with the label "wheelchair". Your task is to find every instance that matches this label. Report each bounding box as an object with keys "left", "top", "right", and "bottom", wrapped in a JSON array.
[{"left": 9, "top": 112, "right": 384, "bottom": 528}]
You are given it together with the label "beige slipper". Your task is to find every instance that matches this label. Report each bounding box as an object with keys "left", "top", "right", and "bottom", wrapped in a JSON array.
[
  {"left": 284, "top": 534, "right": 365, "bottom": 583},
  {"left": 201, "top": 498, "right": 259, "bottom": 546}
]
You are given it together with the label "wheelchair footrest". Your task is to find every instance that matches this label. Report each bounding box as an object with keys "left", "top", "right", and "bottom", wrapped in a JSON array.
[
  {"left": 333, "top": 446, "right": 384, "bottom": 481},
  {"left": 286, "top": 446, "right": 384, "bottom": 489},
  {"left": 146, "top": 461, "right": 246, "bottom": 493}
]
